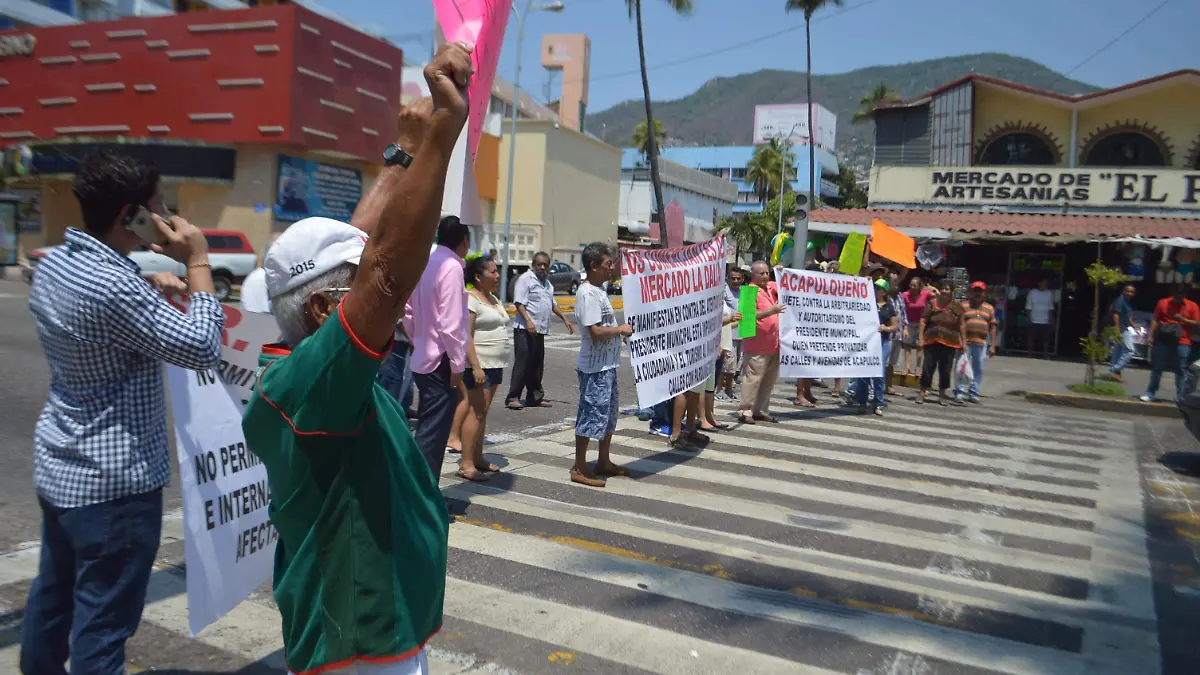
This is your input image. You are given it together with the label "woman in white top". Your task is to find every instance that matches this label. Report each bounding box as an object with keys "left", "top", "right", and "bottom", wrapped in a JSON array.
[{"left": 458, "top": 254, "right": 512, "bottom": 481}]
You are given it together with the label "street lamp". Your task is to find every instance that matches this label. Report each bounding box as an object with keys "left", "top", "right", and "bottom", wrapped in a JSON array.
[{"left": 499, "top": 0, "right": 565, "bottom": 303}]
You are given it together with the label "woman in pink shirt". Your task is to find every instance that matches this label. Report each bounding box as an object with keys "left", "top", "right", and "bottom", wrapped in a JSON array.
[
  {"left": 739, "top": 261, "right": 787, "bottom": 424},
  {"left": 900, "top": 276, "right": 933, "bottom": 376}
]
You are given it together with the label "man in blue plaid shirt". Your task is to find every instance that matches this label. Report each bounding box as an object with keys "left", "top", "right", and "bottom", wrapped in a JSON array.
[{"left": 22, "top": 151, "right": 224, "bottom": 674}]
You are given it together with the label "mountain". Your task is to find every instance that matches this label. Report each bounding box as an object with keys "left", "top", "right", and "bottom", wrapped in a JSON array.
[{"left": 587, "top": 53, "right": 1097, "bottom": 178}]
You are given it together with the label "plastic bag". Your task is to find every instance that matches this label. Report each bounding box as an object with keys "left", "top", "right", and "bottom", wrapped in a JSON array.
[{"left": 955, "top": 353, "right": 974, "bottom": 383}]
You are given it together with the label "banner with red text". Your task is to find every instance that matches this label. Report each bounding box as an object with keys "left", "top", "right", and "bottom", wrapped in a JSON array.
[
  {"left": 777, "top": 269, "right": 883, "bottom": 379},
  {"left": 621, "top": 237, "right": 727, "bottom": 408},
  {"left": 165, "top": 300, "right": 280, "bottom": 636}
]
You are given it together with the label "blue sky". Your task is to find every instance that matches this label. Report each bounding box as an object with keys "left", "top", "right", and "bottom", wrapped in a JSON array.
[{"left": 334, "top": 0, "right": 1197, "bottom": 112}]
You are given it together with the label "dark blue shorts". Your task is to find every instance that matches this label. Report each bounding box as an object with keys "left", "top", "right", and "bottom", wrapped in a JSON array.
[{"left": 465, "top": 367, "right": 504, "bottom": 390}]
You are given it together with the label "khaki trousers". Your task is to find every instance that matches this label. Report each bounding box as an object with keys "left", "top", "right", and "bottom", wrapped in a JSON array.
[{"left": 740, "top": 353, "right": 780, "bottom": 415}]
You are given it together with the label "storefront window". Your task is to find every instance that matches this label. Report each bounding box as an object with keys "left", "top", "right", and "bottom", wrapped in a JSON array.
[
  {"left": 1082, "top": 132, "right": 1167, "bottom": 167},
  {"left": 978, "top": 133, "right": 1057, "bottom": 166}
]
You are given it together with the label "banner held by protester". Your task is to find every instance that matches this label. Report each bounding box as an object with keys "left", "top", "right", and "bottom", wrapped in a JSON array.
[
  {"left": 777, "top": 268, "right": 883, "bottom": 379},
  {"left": 622, "top": 236, "right": 728, "bottom": 409},
  {"left": 165, "top": 300, "right": 280, "bottom": 636}
]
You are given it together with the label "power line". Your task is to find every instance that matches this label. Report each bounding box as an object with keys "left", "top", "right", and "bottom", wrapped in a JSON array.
[
  {"left": 551, "top": 0, "right": 888, "bottom": 91},
  {"left": 1064, "top": 0, "right": 1169, "bottom": 76}
]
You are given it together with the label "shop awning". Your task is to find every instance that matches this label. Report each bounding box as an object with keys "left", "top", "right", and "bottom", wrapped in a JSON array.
[
  {"left": 1095, "top": 236, "right": 1200, "bottom": 249},
  {"left": 813, "top": 208, "right": 1200, "bottom": 240},
  {"left": 808, "top": 219, "right": 952, "bottom": 242}
]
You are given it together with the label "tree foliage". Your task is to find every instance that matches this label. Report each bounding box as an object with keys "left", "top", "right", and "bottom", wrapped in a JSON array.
[
  {"left": 852, "top": 83, "right": 901, "bottom": 124},
  {"left": 1082, "top": 261, "right": 1131, "bottom": 387},
  {"left": 835, "top": 164, "right": 868, "bottom": 208},
  {"left": 632, "top": 119, "right": 666, "bottom": 161},
  {"left": 715, "top": 213, "right": 774, "bottom": 262},
  {"left": 744, "top": 139, "right": 797, "bottom": 202}
]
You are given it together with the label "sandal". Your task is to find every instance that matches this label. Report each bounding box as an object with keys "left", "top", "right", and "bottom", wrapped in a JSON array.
[
  {"left": 688, "top": 430, "right": 711, "bottom": 444},
  {"left": 475, "top": 463, "right": 500, "bottom": 473},
  {"left": 793, "top": 398, "right": 816, "bottom": 408},
  {"left": 699, "top": 423, "right": 728, "bottom": 431},
  {"left": 752, "top": 413, "right": 778, "bottom": 424},
  {"left": 455, "top": 468, "right": 489, "bottom": 482},
  {"left": 446, "top": 445, "right": 461, "bottom": 455},
  {"left": 505, "top": 401, "right": 524, "bottom": 410},
  {"left": 737, "top": 413, "right": 756, "bottom": 425}
]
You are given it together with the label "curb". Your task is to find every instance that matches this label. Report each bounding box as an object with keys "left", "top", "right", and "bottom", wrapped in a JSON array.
[{"left": 1024, "top": 391, "right": 1181, "bottom": 418}]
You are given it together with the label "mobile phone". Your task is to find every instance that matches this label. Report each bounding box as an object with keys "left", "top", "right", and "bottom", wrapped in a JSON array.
[{"left": 123, "top": 205, "right": 163, "bottom": 244}]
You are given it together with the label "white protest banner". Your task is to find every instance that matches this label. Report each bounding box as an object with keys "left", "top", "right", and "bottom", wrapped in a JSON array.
[
  {"left": 621, "top": 237, "right": 727, "bottom": 409},
  {"left": 165, "top": 299, "right": 280, "bottom": 636},
  {"left": 777, "top": 268, "right": 883, "bottom": 379}
]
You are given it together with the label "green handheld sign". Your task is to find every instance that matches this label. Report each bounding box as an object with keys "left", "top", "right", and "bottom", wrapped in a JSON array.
[{"left": 738, "top": 285, "right": 759, "bottom": 339}]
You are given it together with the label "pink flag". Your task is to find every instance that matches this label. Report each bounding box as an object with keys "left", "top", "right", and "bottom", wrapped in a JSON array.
[{"left": 432, "top": 0, "right": 513, "bottom": 163}]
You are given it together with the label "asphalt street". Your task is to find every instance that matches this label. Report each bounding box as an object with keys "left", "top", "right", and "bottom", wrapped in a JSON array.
[{"left": 2, "top": 277, "right": 1200, "bottom": 674}]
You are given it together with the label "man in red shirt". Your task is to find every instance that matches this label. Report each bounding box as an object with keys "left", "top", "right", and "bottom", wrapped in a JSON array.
[{"left": 1141, "top": 284, "right": 1200, "bottom": 402}]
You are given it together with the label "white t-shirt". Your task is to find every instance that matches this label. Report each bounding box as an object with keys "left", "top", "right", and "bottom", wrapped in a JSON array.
[
  {"left": 1025, "top": 288, "right": 1055, "bottom": 325},
  {"left": 720, "top": 304, "right": 734, "bottom": 352},
  {"left": 240, "top": 267, "right": 271, "bottom": 313},
  {"left": 576, "top": 281, "right": 620, "bottom": 373}
]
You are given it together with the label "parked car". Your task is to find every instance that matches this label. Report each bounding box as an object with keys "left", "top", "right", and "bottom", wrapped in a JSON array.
[
  {"left": 547, "top": 261, "right": 580, "bottom": 295},
  {"left": 22, "top": 229, "right": 257, "bottom": 301}
]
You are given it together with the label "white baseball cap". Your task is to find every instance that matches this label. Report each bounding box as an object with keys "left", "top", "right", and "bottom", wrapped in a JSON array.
[{"left": 264, "top": 217, "right": 367, "bottom": 299}]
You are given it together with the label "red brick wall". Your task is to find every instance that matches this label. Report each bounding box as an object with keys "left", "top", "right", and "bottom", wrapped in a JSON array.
[{"left": 0, "top": 5, "right": 402, "bottom": 161}]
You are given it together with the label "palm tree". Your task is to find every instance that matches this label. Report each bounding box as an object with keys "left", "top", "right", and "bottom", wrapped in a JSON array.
[
  {"left": 744, "top": 139, "right": 796, "bottom": 203},
  {"left": 627, "top": 0, "right": 693, "bottom": 248},
  {"left": 852, "top": 83, "right": 900, "bottom": 124},
  {"left": 632, "top": 119, "right": 666, "bottom": 163},
  {"left": 714, "top": 213, "right": 773, "bottom": 262},
  {"left": 785, "top": 0, "right": 843, "bottom": 252}
]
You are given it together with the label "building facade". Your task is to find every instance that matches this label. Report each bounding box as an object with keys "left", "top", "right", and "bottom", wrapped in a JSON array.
[
  {"left": 815, "top": 70, "right": 1200, "bottom": 356},
  {"left": 651, "top": 145, "right": 841, "bottom": 214},
  {"left": 0, "top": 3, "right": 402, "bottom": 260},
  {"left": 618, "top": 149, "right": 735, "bottom": 245},
  {"left": 491, "top": 119, "right": 620, "bottom": 271}
]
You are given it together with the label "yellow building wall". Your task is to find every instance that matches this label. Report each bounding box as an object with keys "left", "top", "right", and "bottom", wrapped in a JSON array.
[
  {"left": 972, "top": 86, "right": 1073, "bottom": 165},
  {"left": 1077, "top": 83, "right": 1200, "bottom": 168},
  {"left": 541, "top": 123, "right": 620, "bottom": 264},
  {"left": 495, "top": 125, "right": 548, "bottom": 227},
  {"left": 22, "top": 180, "right": 78, "bottom": 254}
]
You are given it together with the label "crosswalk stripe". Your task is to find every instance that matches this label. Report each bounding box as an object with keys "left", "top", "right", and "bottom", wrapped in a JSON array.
[
  {"left": 0, "top": 378, "right": 1161, "bottom": 674},
  {"left": 446, "top": 523, "right": 1127, "bottom": 675},
  {"left": 613, "top": 427, "right": 1105, "bottom": 499},
  {"left": 441, "top": 577, "right": 844, "bottom": 675},
  {"left": 716, "top": 394, "right": 1131, "bottom": 449},
  {"left": 501, "top": 452, "right": 1111, "bottom": 589}
]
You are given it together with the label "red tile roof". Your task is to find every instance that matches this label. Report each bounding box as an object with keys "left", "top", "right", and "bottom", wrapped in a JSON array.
[{"left": 813, "top": 208, "right": 1200, "bottom": 238}]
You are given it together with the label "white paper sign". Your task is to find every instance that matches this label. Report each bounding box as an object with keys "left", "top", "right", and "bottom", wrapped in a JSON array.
[
  {"left": 166, "top": 300, "right": 281, "bottom": 636},
  {"left": 621, "top": 237, "right": 727, "bottom": 408},
  {"left": 778, "top": 269, "right": 883, "bottom": 379}
]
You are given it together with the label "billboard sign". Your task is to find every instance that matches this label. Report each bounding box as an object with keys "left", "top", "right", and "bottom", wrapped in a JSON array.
[
  {"left": 752, "top": 104, "right": 837, "bottom": 151},
  {"left": 274, "top": 155, "right": 362, "bottom": 224}
]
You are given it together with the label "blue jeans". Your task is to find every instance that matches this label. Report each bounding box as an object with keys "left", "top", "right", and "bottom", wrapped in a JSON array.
[
  {"left": 1146, "top": 341, "right": 1190, "bottom": 401},
  {"left": 21, "top": 489, "right": 163, "bottom": 675},
  {"left": 378, "top": 338, "right": 414, "bottom": 416},
  {"left": 954, "top": 343, "right": 987, "bottom": 398},
  {"left": 1110, "top": 329, "right": 1135, "bottom": 374},
  {"left": 855, "top": 340, "right": 890, "bottom": 408}
]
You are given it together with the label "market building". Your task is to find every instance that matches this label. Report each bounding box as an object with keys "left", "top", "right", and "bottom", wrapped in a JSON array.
[
  {"left": 0, "top": 3, "right": 403, "bottom": 265},
  {"left": 814, "top": 69, "right": 1200, "bottom": 357}
]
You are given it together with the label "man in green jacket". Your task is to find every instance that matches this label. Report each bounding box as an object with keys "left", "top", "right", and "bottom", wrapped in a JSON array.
[{"left": 241, "top": 42, "right": 474, "bottom": 675}]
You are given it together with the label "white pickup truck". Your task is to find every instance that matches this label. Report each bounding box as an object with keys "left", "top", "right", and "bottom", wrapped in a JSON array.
[{"left": 22, "top": 229, "right": 258, "bottom": 301}]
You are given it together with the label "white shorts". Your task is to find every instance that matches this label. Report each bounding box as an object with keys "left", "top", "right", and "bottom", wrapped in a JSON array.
[{"left": 291, "top": 650, "right": 428, "bottom": 675}]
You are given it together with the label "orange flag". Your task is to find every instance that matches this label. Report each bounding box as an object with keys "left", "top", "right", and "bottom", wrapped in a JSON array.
[{"left": 870, "top": 218, "right": 916, "bottom": 269}]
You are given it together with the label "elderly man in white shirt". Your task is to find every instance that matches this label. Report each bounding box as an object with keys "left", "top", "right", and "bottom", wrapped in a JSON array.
[{"left": 506, "top": 251, "right": 573, "bottom": 410}]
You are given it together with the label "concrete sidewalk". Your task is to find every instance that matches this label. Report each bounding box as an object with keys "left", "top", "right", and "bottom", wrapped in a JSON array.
[{"left": 899, "top": 353, "right": 1179, "bottom": 404}]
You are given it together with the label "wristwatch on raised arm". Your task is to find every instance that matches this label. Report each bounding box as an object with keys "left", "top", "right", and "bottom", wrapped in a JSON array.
[{"left": 383, "top": 143, "right": 413, "bottom": 168}]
